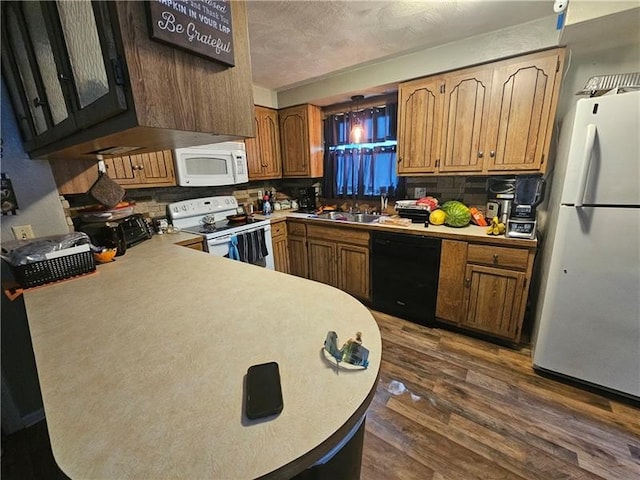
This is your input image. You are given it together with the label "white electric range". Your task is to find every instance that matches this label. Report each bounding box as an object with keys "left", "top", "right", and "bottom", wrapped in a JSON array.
[{"left": 168, "top": 196, "right": 274, "bottom": 269}]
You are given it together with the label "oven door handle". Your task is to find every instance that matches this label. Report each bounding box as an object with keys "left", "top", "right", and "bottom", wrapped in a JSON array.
[
  {"left": 208, "top": 225, "right": 271, "bottom": 245},
  {"left": 209, "top": 237, "right": 233, "bottom": 246}
]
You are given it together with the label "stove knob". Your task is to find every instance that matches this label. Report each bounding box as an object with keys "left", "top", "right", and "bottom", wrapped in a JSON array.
[
  {"left": 225, "top": 199, "right": 230, "bottom": 204},
  {"left": 182, "top": 205, "right": 188, "bottom": 211}
]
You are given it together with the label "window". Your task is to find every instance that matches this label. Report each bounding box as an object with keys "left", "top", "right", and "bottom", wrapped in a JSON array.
[{"left": 323, "top": 102, "right": 404, "bottom": 199}]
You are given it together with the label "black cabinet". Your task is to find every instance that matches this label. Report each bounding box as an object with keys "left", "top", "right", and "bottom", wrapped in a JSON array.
[{"left": 1, "top": 1, "right": 126, "bottom": 154}]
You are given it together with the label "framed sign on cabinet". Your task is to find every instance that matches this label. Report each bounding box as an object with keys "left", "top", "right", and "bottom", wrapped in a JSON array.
[{"left": 146, "top": 0, "right": 235, "bottom": 67}]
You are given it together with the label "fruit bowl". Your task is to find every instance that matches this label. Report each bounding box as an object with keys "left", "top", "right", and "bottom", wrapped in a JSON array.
[{"left": 93, "top": 248, "right": 117, "bottom": 263}]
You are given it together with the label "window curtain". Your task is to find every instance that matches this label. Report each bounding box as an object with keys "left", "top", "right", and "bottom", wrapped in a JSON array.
[{"left": 323, "top": 102, "right": 404, "bottom": 199}]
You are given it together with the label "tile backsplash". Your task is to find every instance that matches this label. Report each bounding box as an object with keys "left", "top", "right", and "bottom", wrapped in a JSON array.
[
  {"left": 406, "top": 176, "right": 490, "bottom": 210},
  {"left": 63, "top": 176, "right": 497, "bottom": 225},
  {"left": 63, "top": 179, "right": 318, "bottom": 224}
]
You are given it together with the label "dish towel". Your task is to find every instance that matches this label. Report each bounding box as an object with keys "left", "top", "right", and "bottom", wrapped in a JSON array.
[
  {"left": 236, "top": 229, "right": 268, "bottom": 264},
  {"left": 228, "top": 236, "right": 240, "bottom": 260}
]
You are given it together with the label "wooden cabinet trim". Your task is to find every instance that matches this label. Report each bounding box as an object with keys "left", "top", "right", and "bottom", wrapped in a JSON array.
[{"left": 436, "top": 239, "right": 468, "bottom": 324}]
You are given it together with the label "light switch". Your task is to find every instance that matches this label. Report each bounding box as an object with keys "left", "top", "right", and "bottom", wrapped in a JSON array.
[{"left": 415, "top": 187, "right": 427, "bottom": 198}]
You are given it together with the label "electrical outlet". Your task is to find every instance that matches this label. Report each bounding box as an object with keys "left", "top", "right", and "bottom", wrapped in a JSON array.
[
  {"left": 415, "top": 187, "right": 427, "bottom": 198},
  {"left": 12, "top": 225, "right": 34, "bottom": 240}
]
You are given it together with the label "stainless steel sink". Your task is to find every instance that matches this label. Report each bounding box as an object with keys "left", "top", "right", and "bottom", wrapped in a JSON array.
[{"left": 312, "top": 212, "right": 379, "bottom": 223}]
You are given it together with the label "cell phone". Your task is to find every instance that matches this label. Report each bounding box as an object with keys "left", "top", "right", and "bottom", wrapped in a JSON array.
[{"left": 245, "top": 361, "right": 283, "bottom": 420}]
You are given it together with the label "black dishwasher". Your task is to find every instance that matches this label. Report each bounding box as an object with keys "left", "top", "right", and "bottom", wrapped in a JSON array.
[{"left": 371, "top": 231, "right": 441, "bottom": 326}]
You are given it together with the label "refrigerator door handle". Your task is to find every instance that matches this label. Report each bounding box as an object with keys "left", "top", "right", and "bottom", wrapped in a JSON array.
[{"left": 575, "top": 124, "right": 597, "bottom": 207}]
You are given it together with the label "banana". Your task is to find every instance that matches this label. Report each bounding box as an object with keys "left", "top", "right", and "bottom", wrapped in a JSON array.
[{"left": 487, "top": 216, "right": 506, "bottom": 235}]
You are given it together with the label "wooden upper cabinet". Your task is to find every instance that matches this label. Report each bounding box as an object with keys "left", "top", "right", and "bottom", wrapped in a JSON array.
[
  {"left": 439, "top": 69, "right": 493, "bottom": 173},
  {"left": 279, "top": 104, "right": 323, "bottom": 178},
  {"left": 397, "top": 77, "right": 442, "bottom": 174},
  {"left": 51, "top": 150, "right": 176, "bottom": 194},
  {"left": 104, "top": 151, "right": 175, "bottom": 187},
  {"left": 245, "top": 106, "right": 282, "bottom": 180},
  {"left": 396, "top": 48, "right": 564, "bottom": 176},
  {"left": 4, "top": 1, "right": 254, "bottom": 161},
  {"left": 484, "top": 51, "right": 563, "bottom": 173}
]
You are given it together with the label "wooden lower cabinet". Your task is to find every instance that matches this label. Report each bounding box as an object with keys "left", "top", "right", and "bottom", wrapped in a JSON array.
[
  {"left": 436, "top": 240, "right": 535, "bottom": 343},
  {"left": 176, "top": 237, "right": 204, "bottom": 251},
  {"left": 306, "top": 224, "right": 370, "bottom": 301},
  {"left": 287, "top": 221, "right": 308, "bottom": 278},
  {"left": 271, "top": 221, "right": 290, "bottom": 273},
  {"left": 462, "top": 264, "right": 527, "bottom": 340},
  {"left": 308, "top": 239, "right": 337, "bottom": 286},
  {"left": 337, "top": 243, "right": 370, "bottom": 300}
]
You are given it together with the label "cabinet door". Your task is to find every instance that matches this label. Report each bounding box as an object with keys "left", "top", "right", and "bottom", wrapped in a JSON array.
[
  {"left": 397, "top": 77, "right": 442, "bottom": 174},
  {"left": 439, "top": 69, "right": 492, "bottom": 173},
  {"left": 246, "top": 106, "right": 282, "bottom": 180},
  {"left": 1, "top": 1, "right": 76, "bottom": 146},
  {"left": 52, "top": 1, "right": 126, "bottom": 128},
  {"left": 0, "top": 1, "right": 126, "bottom": 154},
  {"left": 308, "top": 239, "right": 337, "bottom": 288},
  {"left": 484, "top": 51, "right": 562, "bottom": 172},
  {"left": 288, "top": 235, "right": 308, "bottom": 279},
  {"left": 337, "top": 244, "right": 370, "bottom": 300},
  {"left": 104, "top": 151, "right": 175, "bottom": 187},
  {"left": 272, "top": 236, "right": 290, "bottom": 274},
  {"left": 462, "top": 264, "right": 526, "bottom": 341},
  {"left": 280, "top": 105, "right": 310, "bottom": 177}
]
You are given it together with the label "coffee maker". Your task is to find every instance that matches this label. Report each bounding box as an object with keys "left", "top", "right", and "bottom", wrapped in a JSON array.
[
  {"left": 297, "top": 187, "right": 317, "bottom": 213},
  {"left": 486, "top": 177, "right": 516, "bottom": 224},
  {"left": 506, "top": 175, "right": 545, "bottom": 239}
]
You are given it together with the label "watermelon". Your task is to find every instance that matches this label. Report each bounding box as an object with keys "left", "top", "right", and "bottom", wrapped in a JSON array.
[{"left": 441, "top": 200, "right": 472, "bottom": 227}]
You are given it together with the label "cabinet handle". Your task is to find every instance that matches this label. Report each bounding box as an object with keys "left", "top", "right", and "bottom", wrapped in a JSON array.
[
  {"left": 58, "top": 73, "right": 72, "bottom": 81},
  {"left": 493, "top": 254, "right": 499, "bottom": 264},
  {"left": 465, "top": 278, "right": 471, "bottom": 287},
  {"left": 478, "top": 151, "right": 484, "bottom": 158},
  {"left": 490, "top": 151, "right": 496, "bottom": 158},
  {"left": 32, "top": 97, "right": 46, "bottom": 108}
]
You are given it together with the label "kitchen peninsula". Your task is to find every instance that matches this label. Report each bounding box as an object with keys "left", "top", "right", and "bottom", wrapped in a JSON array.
[{"left": 22, "top": 233, "right": 381, "bottom": 479}]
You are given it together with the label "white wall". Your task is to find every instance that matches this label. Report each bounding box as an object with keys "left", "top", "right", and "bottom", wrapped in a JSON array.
[
  {"left": 1, "top": 82, "right": 69, "bottom": 243},
  {"left": 277, "top": 15, "right": 561, "bottom": 107},
  {"left": 252, "top": 85, "right": 278, "bottom": 108}
]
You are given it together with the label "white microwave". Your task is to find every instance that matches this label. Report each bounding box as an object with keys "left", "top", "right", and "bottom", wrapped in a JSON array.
[{"left": 174, "top": 141, "right": 249, "bottom": 187}]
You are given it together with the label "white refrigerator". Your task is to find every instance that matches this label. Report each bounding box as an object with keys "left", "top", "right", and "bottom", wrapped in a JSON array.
[{"left": 532, "top": 89, "right": 640, "bottom": 399}]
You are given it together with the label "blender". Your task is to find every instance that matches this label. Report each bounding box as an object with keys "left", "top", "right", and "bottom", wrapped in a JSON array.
[
  {"left": 486, "top": 177, "right": 516, "bottom": 224},
  {"left": 506, "top": 175, "right": 545, "bottom": 239}
]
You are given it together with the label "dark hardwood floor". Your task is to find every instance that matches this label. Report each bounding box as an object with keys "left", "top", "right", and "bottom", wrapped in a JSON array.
[
  {"left": 2, "top": 310, "right": 638, "bottom": 479},
  {"left": 362, "top": 310, "right": 640, "bottom": 480}
]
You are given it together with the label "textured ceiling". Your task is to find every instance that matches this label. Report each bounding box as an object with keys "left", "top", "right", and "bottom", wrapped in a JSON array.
[{"left": 246, "top": 0, "right": 555, "bottom": 92}]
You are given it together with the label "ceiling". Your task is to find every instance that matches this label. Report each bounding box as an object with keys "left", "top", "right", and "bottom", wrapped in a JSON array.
[{"left": 246, "top": 0, "right": 555, "bottom": 93}]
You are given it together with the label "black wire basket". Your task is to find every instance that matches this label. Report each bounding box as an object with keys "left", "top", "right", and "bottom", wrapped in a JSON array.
[{"left": 11, "top": 250, "right": 96, "bottom": 288}]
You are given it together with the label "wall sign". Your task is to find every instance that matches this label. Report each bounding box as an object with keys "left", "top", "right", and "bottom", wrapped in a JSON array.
[{"left": 147, "top": 0, "right": 234, "bottom": 67}]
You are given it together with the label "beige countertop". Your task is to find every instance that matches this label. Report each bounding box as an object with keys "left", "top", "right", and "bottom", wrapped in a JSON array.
[
  {"left": 23, "top": 232, "right": 381, "bottom": 479},
  {"left": 260, "top": 211, "right": 537, "bottom": 248}
]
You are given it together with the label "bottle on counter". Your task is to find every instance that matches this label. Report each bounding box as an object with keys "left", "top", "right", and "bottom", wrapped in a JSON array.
[{"left": 263, "top": 195, "right": 272, "bottom": 215}]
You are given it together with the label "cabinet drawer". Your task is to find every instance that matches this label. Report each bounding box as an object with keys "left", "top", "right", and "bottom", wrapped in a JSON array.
[
  {"left": 271, "top": 221, "right": 287, "bottom": 239},
  {"left": 288, "top": 221, "right": 307, "bottom": 237},
  {"left": 307, "top": 225, "right": 369, "bottom": 246},
  {"left": 467, "top": 244, "right": 529, "bottom": 270}
]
